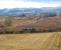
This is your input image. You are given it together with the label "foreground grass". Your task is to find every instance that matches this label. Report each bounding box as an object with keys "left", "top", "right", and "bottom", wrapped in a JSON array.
[{"left": 0, "top": 32, "right": 61, "bottom": 50}]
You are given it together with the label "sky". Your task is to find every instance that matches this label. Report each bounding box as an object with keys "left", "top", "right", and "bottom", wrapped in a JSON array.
[{"left": 0, "top": 0, "right": 61, "bottom": 9}]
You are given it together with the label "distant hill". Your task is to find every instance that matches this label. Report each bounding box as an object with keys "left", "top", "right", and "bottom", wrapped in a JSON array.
[{"left": 0, "top": 7, "right": 61, "bottom": 16}]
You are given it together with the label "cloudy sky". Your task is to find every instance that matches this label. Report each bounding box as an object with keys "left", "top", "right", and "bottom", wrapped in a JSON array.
[{"left": 0, "top": 0, "right": 61, "bottom": 9}]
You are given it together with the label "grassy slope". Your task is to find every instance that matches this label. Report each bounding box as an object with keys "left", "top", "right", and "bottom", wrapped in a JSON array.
[
  {"left": 0, "top": 32, "right": 61, "bottom": 50},
  {"left": 12, "top": 17, "right": 61, "bottom": 30}
]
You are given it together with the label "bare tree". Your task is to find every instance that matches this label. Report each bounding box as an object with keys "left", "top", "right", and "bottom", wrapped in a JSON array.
[{"left": 4, "top": 16, "right": 12, "bottom": 27}]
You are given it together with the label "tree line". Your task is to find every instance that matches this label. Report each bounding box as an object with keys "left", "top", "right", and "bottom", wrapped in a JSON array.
[{"left": 0, "top": 16, "right": 61, "bottom": 34}]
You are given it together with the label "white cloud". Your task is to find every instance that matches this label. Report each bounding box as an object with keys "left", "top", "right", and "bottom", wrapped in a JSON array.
[
  {"left": 0, "top": 0, "right": 16, "bottom": 1},
  {"left": 0, "top": 1, "right": 60, "bottom": 9}
]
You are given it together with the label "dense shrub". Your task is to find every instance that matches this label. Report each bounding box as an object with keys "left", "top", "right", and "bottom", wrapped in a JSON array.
[
  {"left": 0, "top": 27, "right": 61, "bottom": 34},
  {"left": 48, "top": 29, "right": 53, "bottom": 32}
]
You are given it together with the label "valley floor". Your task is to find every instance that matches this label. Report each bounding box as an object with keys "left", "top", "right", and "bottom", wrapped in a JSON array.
[{"left": 0, "top": 32, "right": 61, "bottom": 50}]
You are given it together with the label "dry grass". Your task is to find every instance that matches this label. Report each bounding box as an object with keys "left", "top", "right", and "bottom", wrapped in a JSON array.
[
  {"left": 12, "top": 17, "right": 61, "bottom": 30},
  {"left": 0, "top": 32, "right": 61, "bottom": 50}
]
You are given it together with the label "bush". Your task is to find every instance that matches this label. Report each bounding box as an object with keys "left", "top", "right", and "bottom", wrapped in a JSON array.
[
  {"left": 48, "top": 29, "right": 53, "bottom": 32},
  {"left": 19, "top": 28, "right": 36, "bottom": 33}
]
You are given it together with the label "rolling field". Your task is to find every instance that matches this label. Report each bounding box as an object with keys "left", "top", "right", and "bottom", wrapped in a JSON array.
[{"left": 0, "top": 32, "right": 61, "bottom": 50}]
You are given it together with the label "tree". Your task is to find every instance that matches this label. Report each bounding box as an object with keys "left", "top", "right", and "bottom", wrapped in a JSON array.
[{"left": 4, "top": 16, "right": 12, "bottom": 27}]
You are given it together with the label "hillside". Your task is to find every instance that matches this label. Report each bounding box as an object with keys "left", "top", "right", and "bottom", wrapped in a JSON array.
[
  {"left": 0, "top": 7, "right": 61, "bottom": 33},
  {"left": 11, "top": 16, "right": 61, "bottom": 32}
]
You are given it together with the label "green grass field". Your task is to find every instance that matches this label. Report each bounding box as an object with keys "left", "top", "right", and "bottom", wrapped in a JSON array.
[{"left": 0, "top": 32, "right": 61, "bottom": 50}]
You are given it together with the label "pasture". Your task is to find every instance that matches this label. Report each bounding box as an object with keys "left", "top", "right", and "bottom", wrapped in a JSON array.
[{"left": 0, "top": 32, "right": 61, "bottom": 50}]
